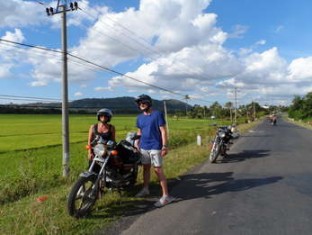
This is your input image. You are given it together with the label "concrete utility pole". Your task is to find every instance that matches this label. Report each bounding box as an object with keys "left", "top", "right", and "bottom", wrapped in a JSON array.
[
  {"left": 46, "top": 1, "right": 79, "bottom": 177},
  {"left": 163, "top": 100, "right": 170, "bottom": 139},
  {"left": 253, "top": 100, "right": 256, "bottom": 120},
  {"left": 234, "top": 87, "right": 238, "bottom": 125}
]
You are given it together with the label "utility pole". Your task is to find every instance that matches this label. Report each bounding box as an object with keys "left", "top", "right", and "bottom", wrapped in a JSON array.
[
  {"left": 163, "top": 100, "right": 170, "bottom": 139},
  {"left": 253, "top": 100, "right": 256, "bottom": 121},
  {"left": 234, "top": 87, "right": 238, "bottom": 125},
  {"left": 46, "top": 1, "right": 79, "bottom": 177},
  {"left": 230, "top": 105, "right": 233, "bottom": 123}
]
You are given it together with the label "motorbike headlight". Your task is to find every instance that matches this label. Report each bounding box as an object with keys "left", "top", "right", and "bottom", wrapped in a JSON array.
[
  {"left": 218, "top": 132, "right": 226, "bottom": 138},
  {"left": 93, "top": 144, "right": 107, "bottom": 157}
]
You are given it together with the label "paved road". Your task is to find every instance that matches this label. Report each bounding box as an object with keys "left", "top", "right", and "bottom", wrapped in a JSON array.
[{"left": 102, "top": 118, "right": 312, "bottom": 235}]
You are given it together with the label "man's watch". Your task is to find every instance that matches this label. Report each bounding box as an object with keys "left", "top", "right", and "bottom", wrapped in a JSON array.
[{"left": 162, "top": 145, "right": 168, "bottom": 149}]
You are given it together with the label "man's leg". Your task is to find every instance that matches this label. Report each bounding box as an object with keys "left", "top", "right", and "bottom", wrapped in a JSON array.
[
  {"left": 143, "top": 164, "right": 151, "bottom": 188},
  {"left": 154, "top": 167, "right": 168, "bottom": 196},
  {"left": 135, "top": 163, "right": 151, "bottom": 197},
  {"left": 153, "top": 167, "right": 175, "bottom": 207}
]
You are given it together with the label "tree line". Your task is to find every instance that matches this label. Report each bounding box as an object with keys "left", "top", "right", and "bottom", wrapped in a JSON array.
[
  {"left": 288, "top": 91, "right": 312, "bottom": 120},
  {"left": 178, "top": 101, "right": 281, "bottom": 123},
  {"left": 1, "top": 98, "right": 285, "bottom": 122}
]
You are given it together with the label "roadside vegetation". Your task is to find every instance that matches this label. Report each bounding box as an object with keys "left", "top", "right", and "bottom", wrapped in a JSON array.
[
  {"left": 0, "top": 113, "right": 261, "bottom": 235},
  {"left": 288, "top": 91, "right": 312, "bottom": 124},
  {"left": 1, "top": 91, "right": 311, "bottom": 234}
]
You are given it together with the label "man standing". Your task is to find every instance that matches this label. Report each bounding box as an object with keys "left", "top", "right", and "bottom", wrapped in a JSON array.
[{"left": 134, "top": 94, "right": 174, "bottom": 207}]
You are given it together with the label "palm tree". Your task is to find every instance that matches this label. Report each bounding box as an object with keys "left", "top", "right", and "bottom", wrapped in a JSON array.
[{"left": 184, "top": 95, "right": 190, "bottom": 116}]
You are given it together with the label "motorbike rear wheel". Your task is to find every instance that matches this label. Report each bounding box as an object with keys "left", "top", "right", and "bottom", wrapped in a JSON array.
[
  {"left": 209, "top": 140, "right": 221, "bottom": 163},
  {"left": 67, "top": 175, "right": 99, "bottom": 218}
]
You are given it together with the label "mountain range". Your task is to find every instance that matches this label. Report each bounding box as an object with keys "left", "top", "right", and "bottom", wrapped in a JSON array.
[
  {"left": 69, "top": 97, "right": 191, "bottom": 114},
  {"left": 1, "top": 97, "right": 192, "bottom": 114}
]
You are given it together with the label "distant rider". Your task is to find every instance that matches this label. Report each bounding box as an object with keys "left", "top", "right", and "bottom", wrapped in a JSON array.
[{"left": 271, "top": 114, "right": 277, "bottom": 125}]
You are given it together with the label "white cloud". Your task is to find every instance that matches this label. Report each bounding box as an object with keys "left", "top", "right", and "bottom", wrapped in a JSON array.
[
  {"left": 94, "top": 86, "right": 112, "bottom": 92},
  {"left": 256, "top": 40, "right": 266, "bottom": 46},
  {"left": 30, "top": 80, "right": 47, "bottom": 87},
  {"left": 0, "top": 0, "right": 245, "bottom": 95},
  {"left": 275, "top": 25, "right": 284, "bottom": 33},
  {"left": 217, "top": 47, "right": 292, "bottom": 102},
  {"left": 0, "top": 0, "right": 99, "bottom": 30},
  {"left": 0, "top": 63, "right": 13, "bottom": 78},
  {"left": 0, "top": 29, "right": 26, "bottom": 78},
  {"left": 104, "top": 0, "right": 240, "bottom": 96},
  {"left": 287, "top": 57, "right": 312, "bottom": 82},
  {"left": 2, "top": 28, "right": 24, "bottom": 42},
  {"left": 0, "top": 0, "right": 46, "bottom": 28},
  {"left": 74, "top": 91, "right": 83, "bottom": 97},
  {"left": 229, "top": 24, "right": 248, "bottom": 38},
  {"left": 0, "top": 0, "right": 311, "bottom": 106},
  {"left": 240, "top": 47, "right": 287, "bottom": 83}
]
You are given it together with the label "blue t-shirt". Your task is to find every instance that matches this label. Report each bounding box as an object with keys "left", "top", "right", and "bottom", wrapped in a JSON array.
[{"left": 136, "top": 110, "right": 166, "bottom": 150}]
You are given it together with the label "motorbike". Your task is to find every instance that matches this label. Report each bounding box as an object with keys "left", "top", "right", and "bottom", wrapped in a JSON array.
[
  {"left": 271, "top": 117, "right": 277, "bottom": 126},
  {"left": 209, "top": 125, "right": 237, "bottom": 163},
  {"left": 67, "top": 132, "right": 141, "bottom": 218},
  {"left": 268, "top": 114, "right": 277, "bottom": 126}
]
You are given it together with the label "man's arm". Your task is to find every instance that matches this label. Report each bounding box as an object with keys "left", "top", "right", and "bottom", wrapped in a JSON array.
[
  {"left": 134, "top": 128, "right": 142, "bottom": 149},
  {"left": 159, "top": 125, "right": 168, "bottom": 156},
  {"left": 159, "top": 125, "right": 168, "bottom": 146}
]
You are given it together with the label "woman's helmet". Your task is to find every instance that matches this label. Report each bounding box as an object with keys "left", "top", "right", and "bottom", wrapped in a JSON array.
[
  {"left": 134, "top": 94, "right": 152, "bottom": 108},
  {"left": 97, "top": 108, "right": 113, "bottom": 122}
]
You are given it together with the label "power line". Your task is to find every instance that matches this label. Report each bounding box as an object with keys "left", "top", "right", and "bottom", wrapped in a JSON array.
[
  {"left": 0, "top": 94, "right": 62, "bottom": 102},
  {"left": 0, "top": 38, "right": 62, "bottom": 54},
  {"left": 0, "top": 38, "right": 214, "bottom": 104},
  {"left": 0, "top": 38, "right": 185, "bottom": 98},
  {"left": 67, "top": 52, "right": 185, "bottom": 97}
]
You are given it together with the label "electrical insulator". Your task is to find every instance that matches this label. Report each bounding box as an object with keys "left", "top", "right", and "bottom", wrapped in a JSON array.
[{"left": 74, "top": 2, "right": 78, "bottom": 10}]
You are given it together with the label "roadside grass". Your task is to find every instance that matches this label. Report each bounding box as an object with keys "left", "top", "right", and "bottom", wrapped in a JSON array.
[
  {"left": 285, "top": 116, "right": 312, "bottom": 130},
  {"left": 0, "top": 114, "right": 260, "bottom": 235},
  {"left": 0, "top": 141, "right": 212, "bottom": 235}
]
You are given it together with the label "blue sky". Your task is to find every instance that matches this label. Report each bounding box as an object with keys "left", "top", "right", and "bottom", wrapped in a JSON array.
[{"left": 0, "top": 0, "right": 312, "bottom": 106}]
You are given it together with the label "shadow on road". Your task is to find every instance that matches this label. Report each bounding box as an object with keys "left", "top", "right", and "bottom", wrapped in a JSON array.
[
  {"left": 218, "top": 149, "right": 271, "bottom": 163},
  {"left": 173, "top": 172, "right": 283, "bottom": 201},
  {"left": 273, "top": 123, "right": 309, "bottom": 130},
  {"left": 92, "top": 172, "right": 282, "bottom": 234},
  {"left": 90, "top": 150, "right": 272, "bottom": 220}
]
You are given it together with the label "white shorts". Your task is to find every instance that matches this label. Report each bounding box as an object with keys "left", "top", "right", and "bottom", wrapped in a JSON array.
[{"left": 140, "top": 149, "right": 163, "bottom": 167}]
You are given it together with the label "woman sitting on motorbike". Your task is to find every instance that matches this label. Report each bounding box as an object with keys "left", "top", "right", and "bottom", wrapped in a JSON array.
[{"left": 87, "top": 108, "right": 116, "bottom": 163}]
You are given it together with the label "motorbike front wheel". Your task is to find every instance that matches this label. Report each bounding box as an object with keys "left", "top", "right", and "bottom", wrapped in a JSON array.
[
  {"left": 209, "top": 139, "right": 221, "bottom": 163},
  {"left": 67, "top": 175, "right": 99, "bottom": 218}
]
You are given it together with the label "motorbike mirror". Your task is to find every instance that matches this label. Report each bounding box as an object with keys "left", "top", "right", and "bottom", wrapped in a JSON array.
[{"left": 107, "top": 140, "right": 115, "bottom": 146}]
